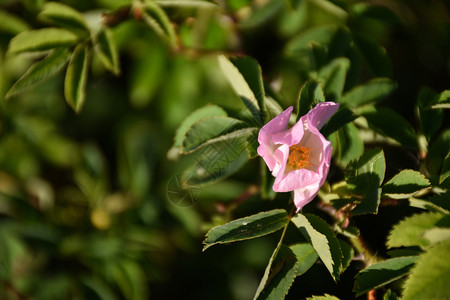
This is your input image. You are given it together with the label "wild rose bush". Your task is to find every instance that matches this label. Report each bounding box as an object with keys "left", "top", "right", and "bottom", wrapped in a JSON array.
[{"left": 0, "top": 0, "right": 449, "bottom": 299}]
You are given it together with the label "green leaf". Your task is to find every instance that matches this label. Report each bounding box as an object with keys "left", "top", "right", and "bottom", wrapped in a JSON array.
[
  {"left": 347, "top": 148, "right": 386, "bottom": 185},
  {"left": 387, "top": 212, "right": 447, "bottom": 249},
  {"left": 181, "top": 116, "right": 246, "bottom": 153},
  {"left": 172, "top": 104, "right": 227, "bottom": 149},
  {"left": 82, "top": 276, "right": 119, "bottom": 300},
  {"left": 239, "top": 0, "right": 284, "bottom": 29},
  {"left": 361, "top": 107, "right": 418, "bottom": 149},
  {"left": 306, "top": 294, "right": 340, "bottom": 300},
  {"left": 6, "top": 48, "right": 71, "bottom": 98},
  {"left": 64, "top": 44, "right": 89, "bottom": 113},
  {"left": 290, "top": 243, "right": 318, "bottom": 277},
  {"left": 402, "top": 239, "right": 450, "bottom": 300},
  {"left": 331, "top": 122, "right": 364, "bottom": 166},
  {"left": 218, "top": 55, "right": 265, "bottom": 124},
  {"left": 417, "top": 87, "right": 444, "bottom": 142},
  {"left": 339, "top": 239, "right": 354, "bottom": 272},
  {"left": 422, "top": 228, "right": 450, "bottom": 245},
  {"left": 431, "top": 89, "right": 450, "bottom": 109},
  {"left": 185, "top": 128, "right": 256, "bottom": 185},
  {"left": 38, "top": 2, "right": 89, "bottom": 33},
  {"left": 0, "top": 10, "right": 30, "bottom": 34},
  {"left": 353, "top": 256, "right": 418, "bottom": 297},
  {"left": 95, "top": 28, "right": 120, "bottom": 75},
  {"left": 382, "top": 170, "right": 430, "bottom": 199},
  {"left": 346, "top": 148, "right": 385, "bottom": 215},
  {"left": 427, "top": 129, "right": 450, "bottom": 175},
  {"left": 142, "top": 0, "right": 177, "bottom": 48},
  {"left": 340, "top": 78, "right": 397, "bottom": 108},
  {"left": 384, "top": 289, "right": 399, "bottom": 300},
  {"left": 8, "top": 28, "right": 81, "bottom": 54},
  {"left": 255, "top": 244, "right": 298, "bottom": 300},
  {"left": 440, "top": 152, "right": 450, "bottom": 185},
  {"left": 297, "top": 80, "right": 325, "bottom": 119},
  {"left": 321, "top": 107, "right": 357, "bottom": 137},
  {"left": 318, "top": 57, "right": 350, "bottom": 101},
  {"left": 286, "top": 25, "right": 337, "bottom": 55},
  {"left": 409, "top": 197, "right": 450, "bottom": 215},
  {"left": 291, "top": 214, "right": 342, "bottom": 281},
  {"left": 203, "top": 209, "right": 289, "bottom": 251}
]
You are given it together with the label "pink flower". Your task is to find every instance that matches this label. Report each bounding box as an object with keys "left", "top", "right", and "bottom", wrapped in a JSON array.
[{"left": 257, "top": 102, "right": 339, "bottom": 211}]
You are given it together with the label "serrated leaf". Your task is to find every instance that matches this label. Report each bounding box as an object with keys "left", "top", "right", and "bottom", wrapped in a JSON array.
[
  {"left": 409, "top": 197, "right": 450, "bottom": 215},
  {"left": 185, "top": 128, "right": 256, "bottom": 185},
  {"left": 290, "top": 243, "right": 318, "bottom": 276},
  {"left": 306, "top": 294, "right": 340, "bottom": 300},
  {"left": 402, "top": 239, "right": 450, "bottom": 300},
  {"left": 218, "top": 55, "right": 265, "bottom": 124},
  {"left": 95, "top": 28, "right": 120, "bottom": 75},
  {"left": 0, "top": 10, "right": 30, "bottom": 34},
  {"left": 65, "top": 44, "right": 89, "bottom": 113},
  {"left": 291, "top": 214, "right": 342, "bottom": 281},
  {"left": 203, "top": 209, "right": 289, "bottom": 251},
  {"left": 361, "top": 107, "right": 418, "bottom": 149},
  {"left": 387, "top": 212, "right": 447, "bottom": 249},
  {"left": 38, "top": 2, "right": 89, "bottom": 34},
  {"left": 353, "top": 256, "right": 418, "bottom": 297},
  {"left": 142, "top": 0, "right": 177, "bottom": 48},
  {"left": 440, "top": 152, "right": 450, "bottom": 185},
  {"left": 340, "top": 78, "right": 397, "bottom": 108},
  {"left": 181, "top": 116, "right": 246, "bottom": 153},
  {"left": 297, "top": 80, "right": 325, "bottom": 119},
  {"left": 172, "top": 105, "right": 227, "bottom": 149},
  {"left": 6, "top": 48, "right": 71, "bottom": 98},
  {"left": 8, "top": 28, "right": 81, "bottom": 54},
  {"left": 255, "top": 244, "right": 298, "bottom": 300},
  {"left": 339, "top": 239, "right": 354, "bottom": 272},
  {"left": 347, "top": 148, "right": 385, "bottom": 215},
  {"left": 382, "top": 170, "right": 430, "bottom": 199},
  {"left": 321, "top": 107, "right": 357, "bottom": 137},
  {"left": 318, "top": 57, "right": 350, "bottom": 101}
]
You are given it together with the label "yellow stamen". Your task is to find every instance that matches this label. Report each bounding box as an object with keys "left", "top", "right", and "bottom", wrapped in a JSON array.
[{"left": 287, "top": 145, "right": 311, "bottom": 169}]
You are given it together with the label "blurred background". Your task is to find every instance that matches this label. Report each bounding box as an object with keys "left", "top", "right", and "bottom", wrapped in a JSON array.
[{"left": 0, "top": 0, "right": 449, "bottom": 299}]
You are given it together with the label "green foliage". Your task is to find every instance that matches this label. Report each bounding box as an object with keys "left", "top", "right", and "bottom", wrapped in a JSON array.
[
  {"left": 292, "top": 214, "right": 342, "bottom": 281},
  {"left": 95, "top": 28, "right": 121, "bottom": 75},
  {"left": 203, "top": 209, "right": 289, "bottom": 250},
  {"left": 401, "top": 239, "right": 450, "bottom": 300},
  {"left": 64, "top": 43, "right": 89, "bottom": 112},
  {"left": 38, "top": 2, "right": 90, "bottom": 34},
  {"left": 340, "top": 78, "right": 397, "bottom": 108},
  {"left": 7, "top": 28, "right": 81, "bottom": 53},
  {"left": 382, "top": 170, "right": 430, "bottom": 199},
  {"left": 353, "top": 256, "right": 418, "bottom": 296}
]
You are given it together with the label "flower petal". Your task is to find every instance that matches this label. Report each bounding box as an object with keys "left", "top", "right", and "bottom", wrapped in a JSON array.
[
  {"left": 294, "top": 183, "right": 321, "bottom": 211},
  {"left": 273, "top": 168, "right": 320, "bottom": 192},
  {"left": 257, "top": 106, "right": 293, "bottom": 171},
  {"left": 306, "top": 102, "right": 339, "bottom": 131}
]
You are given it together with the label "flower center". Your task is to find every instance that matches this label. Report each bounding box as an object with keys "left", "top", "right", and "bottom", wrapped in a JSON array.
[{"left": 287, "top": 145, "right": 311, "bottom": 169}]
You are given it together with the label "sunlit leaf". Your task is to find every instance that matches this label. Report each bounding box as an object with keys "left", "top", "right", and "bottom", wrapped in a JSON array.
[
  {"left": 402, "top": 239, "right": 450, "bottom": 300},
  {"left": 95, "top": 28, "right": 120, "bottom": 75},
  {"left": 38, "top": 2, "right": 89, "bottom": 34},
  {"left": 382, "top": 170, "right": 430, "bottom": 199},
  {"left": 290, "top": 243, "right": 319, "bottom": 276},
  {"left": 292, "top": 214, "right": 342, "bottom": 281},
  {"left": 306, "top": 294, "right": 340, "bottom": 300},
  {"left": 387, "top": 212, "right": 448, "bottom": 249},
  {"left": 203, "top": 209, "right": 289, "bottom": 251},
  {"left": 155, "top": 0, "right": 218, "bottom": 8},
  {"left": 353, "top": 256, "right": 418, "bottom": 297},
  {"left": 8, "top": 28, "right": 81, "bottom": 54},
  {"left": 6, "top": 48, "right": 71, "bottom": 99},
  {"left": 318, "top": 57, "right": 350, "bottom": 100},
  {"left": 142, "top": 0, "right": 177, "bottom": 48},
  {"left": 64, "top": 44, "right": 89, "bottom": 113}
]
